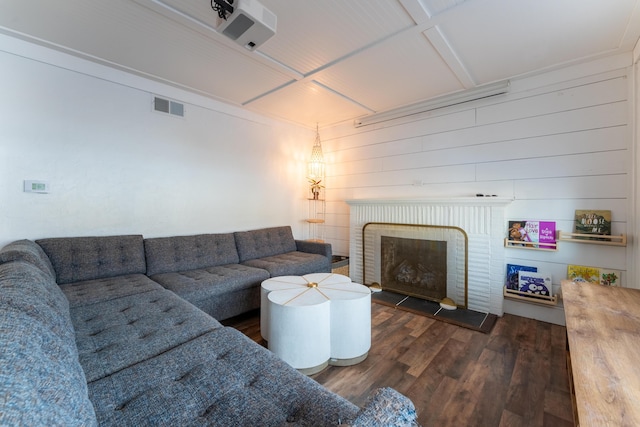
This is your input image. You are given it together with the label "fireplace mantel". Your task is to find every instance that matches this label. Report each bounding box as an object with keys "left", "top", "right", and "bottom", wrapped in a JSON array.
[
  {"left": 347, "top": 197, "right": 512, "bottom": 315},
  {"left": 346, "top": 197, "right": 513, "bottom": 207}
]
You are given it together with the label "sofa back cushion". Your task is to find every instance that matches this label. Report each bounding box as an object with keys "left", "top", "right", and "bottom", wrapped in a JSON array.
[
  {"left": 0, "top": 261, "right": 97, "bottom": 426},
  {"left": 144, "top": 233, "right": 240, "bottom": 276},
  {"left": 234, "top": 226, "right": 297, "bottom": 262},
  {"left": 36, "top": 235, "right": 146, "bottom": 285},
  {"left": 0, "top": 239, "right": 56, "bottom": 281}
]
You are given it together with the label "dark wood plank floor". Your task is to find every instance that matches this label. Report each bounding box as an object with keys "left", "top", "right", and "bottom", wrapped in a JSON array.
[{"left": 223, "top": 303, "right": 574, "bottom": 427}]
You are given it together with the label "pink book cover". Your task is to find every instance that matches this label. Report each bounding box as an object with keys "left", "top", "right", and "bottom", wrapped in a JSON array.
[{"left": 538, "top": 221, "right": 556, "bottom": 246}]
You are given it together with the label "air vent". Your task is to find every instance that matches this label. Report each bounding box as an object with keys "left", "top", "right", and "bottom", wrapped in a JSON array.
[{"left": 153, "top": 96, "right": 185, "bottom": 118}]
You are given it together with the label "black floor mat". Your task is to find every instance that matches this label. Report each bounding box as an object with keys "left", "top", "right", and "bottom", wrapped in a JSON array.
[{"left": 371, "top": 290, "right": 497, "bottom": 333}]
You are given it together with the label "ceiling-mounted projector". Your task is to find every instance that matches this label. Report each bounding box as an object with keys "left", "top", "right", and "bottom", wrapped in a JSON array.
[{"left": 215, "top": 0, "right": 276, "bottom": 51}]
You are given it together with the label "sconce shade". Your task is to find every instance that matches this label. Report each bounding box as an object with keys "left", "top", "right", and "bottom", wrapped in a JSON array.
[{"left": 307, "top": 125, "right": 325, "bottom": 180}]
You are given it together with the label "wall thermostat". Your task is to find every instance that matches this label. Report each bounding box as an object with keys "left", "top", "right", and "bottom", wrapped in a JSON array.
[{"left": 24, "top": 180, "right": 50, "bottom": 193}]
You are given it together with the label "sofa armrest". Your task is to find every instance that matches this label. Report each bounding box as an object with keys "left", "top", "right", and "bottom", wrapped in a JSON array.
[
  {"left": 351, "top": 387, "right": 419, "bottom": 427},
  {"left": 295, "top": 240, "right": 332, "bottom": 259}
]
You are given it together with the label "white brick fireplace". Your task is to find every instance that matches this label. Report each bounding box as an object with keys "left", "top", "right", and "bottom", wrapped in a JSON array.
[{"left": 346, "top": 198, "right": 512, "bottom": 315}]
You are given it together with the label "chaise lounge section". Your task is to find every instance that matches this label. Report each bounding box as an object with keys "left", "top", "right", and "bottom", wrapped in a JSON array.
[{"left": 0, "top": 227, "right": 418, "bottom": 426}]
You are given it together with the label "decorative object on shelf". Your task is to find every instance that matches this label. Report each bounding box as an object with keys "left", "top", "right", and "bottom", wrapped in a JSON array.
[
  {"left": 574, "top": 209, "right": 611, "bottom": 238},
  {"left": 506, "top": 220, "right": 556, "bottom": 249},
  {"left": 308, "top": 178, "right": 324, "bottom": 200},
  {"left": 567, "top": 264, "right": 621, "bottom": 286}
]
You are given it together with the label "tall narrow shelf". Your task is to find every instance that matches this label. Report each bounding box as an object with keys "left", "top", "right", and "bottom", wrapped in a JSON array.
[{"left": 306, "top": 198, "right": 325, "bottom": 242}]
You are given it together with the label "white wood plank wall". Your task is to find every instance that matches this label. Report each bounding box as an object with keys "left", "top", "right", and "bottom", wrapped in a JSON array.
[{"left": 321, "top": 55, "right": 634, "bottom": 321}]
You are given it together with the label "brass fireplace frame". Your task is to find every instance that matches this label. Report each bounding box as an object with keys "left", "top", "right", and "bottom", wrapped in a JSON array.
[{"left": 362, "top": 222, "right": 469, "bottom": 309}]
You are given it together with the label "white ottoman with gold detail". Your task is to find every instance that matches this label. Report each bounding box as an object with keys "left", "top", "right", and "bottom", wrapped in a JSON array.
[{"left": 261, "top": 273, "right": 371, "bottom": 375}]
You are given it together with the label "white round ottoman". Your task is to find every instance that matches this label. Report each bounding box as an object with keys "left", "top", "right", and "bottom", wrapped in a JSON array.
[{"left": 261, "top": 273, "right": 371, "bottom": 375}]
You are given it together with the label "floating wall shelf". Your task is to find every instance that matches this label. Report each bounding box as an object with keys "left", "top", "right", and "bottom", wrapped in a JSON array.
[
  {"left": 557, "top": 231, "right": 626, "bottom": 246},
  {"left": 503, "top": 287, "right": 559, "bottom": 306},
  {"left": 504, "top": 238, "right": 557, "bottom": 251}
]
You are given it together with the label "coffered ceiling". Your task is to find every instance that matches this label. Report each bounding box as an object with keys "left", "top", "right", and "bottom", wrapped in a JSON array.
[{"left": 1, "top": 0, "right": 639, "bottom": 128}]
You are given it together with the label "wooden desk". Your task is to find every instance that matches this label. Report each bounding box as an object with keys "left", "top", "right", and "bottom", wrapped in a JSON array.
[{"left": 562, "top": 280, "right": 640, "bottom": 427}]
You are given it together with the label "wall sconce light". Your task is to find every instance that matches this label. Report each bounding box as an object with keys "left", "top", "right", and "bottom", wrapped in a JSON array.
[{"left": 307, "top": 124, "right": 325, "bottom": 200}]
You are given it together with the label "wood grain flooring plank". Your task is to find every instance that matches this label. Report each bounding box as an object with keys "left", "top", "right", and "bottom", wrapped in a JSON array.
[
  {"left": 499, "top": 409, "right": 524, "bottom": 427},
  {"left": 542, "top": 412, "right": 573, "bottom": 427},
  {"left": 471, "top": 348, "right": 515, "bottom": 427},
  {"left": 543, "top": 388, "right": 573, "bottom": 424},
  {"left": 224, "top": 302, "right": 574, "bottom": 427},
  {"left": 399, "top": 320, "right": 457, "bottom": 377},
  {"left": 504, "top": 347, "right": 549, "bottom": 426}
]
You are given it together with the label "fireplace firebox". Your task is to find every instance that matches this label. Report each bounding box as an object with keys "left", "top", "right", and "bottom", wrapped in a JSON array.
[
  {"left": 363, "top": 223, "right": 468, "bottom": 308},
  {"left": 381, "top": 236, "right": 448, "bottom": 302}
]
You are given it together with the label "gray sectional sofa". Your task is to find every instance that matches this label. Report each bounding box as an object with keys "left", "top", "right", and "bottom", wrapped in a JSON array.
[{"left": 0, "top": 226, "right": 418, "bottom": 426}]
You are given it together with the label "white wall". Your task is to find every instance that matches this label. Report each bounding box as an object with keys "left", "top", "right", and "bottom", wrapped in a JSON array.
[
  {"left": 0, "top": 35, "right": 313, "bottom": 247},
  {"left": 322, "top": 54, "right": 636, "bottom": 302},
  {"left": 634, "top": 40, "right": 640, "bottom": 289}
]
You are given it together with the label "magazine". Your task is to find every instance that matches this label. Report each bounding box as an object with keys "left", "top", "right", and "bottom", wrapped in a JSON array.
[
  {"left": 517, "top": 271, "right": 551, "bottom": 296},
  {"left": 600, "top": 269, "right": 620, "bottom": 286},
  {"left": 507, "top": 220, "right": 556, "bottom": 248},
  {"left": 505, "top": 264, "right": 537, "bottom": 290},
  {"left": 574, "top": 210, "right": 611, "bottom": 236},
  {"left": 567, "top": 265, "right": 600, "bottom": 283},
  {"left": 567, "top": 264, "right": 620, "bottom": 286}
]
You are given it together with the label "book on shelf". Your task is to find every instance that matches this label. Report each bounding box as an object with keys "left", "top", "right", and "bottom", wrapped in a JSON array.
[
  {"left": 517, "top": 271, "right": 552, "bottom": 297},
  {"left": 507, "top": 220, "right": 556, "bottom": 248},
  {"left": 600, "top": 269, "right": 621, "bottom": 286},
  {"left": 567, "top": 264, "right": 620, "bottom": 286},
  {"left": 505, "top": 264, "right": 537, "bottom": 290},
  {"left": 574, "top": 210, "right": 611, "bottom": 238}
]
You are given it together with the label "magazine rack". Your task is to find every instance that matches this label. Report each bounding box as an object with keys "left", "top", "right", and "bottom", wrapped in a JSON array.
[
  {"left": 503, "top": 238, "right": 557, "bottom": 251},
  {"left": 503, "top": 287, "right": 558, "bottom": 306},
  {"left": 557, "top": 231, "right": 626, "bottom": 247}
]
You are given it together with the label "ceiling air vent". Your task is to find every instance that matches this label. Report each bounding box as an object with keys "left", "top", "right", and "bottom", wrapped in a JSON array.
[{"left": 153, "top": 96, "right": 185, "bottom": 118}]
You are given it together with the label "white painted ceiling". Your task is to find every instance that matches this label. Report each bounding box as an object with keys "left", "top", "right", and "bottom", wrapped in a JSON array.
[{"left": 1, "top": 0, "right": 639, "bottom": 128}]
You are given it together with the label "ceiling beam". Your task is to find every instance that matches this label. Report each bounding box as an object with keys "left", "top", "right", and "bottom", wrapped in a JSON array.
[{"left": 423, "top": 25, "right": 476, "bottom": 88}]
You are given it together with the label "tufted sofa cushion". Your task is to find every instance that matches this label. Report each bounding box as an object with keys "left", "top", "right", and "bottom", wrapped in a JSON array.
[
  {"left": 70, "top": 288, "right": 222, "bottom": 382},
  {"left": 37, "top": 235, "right": 146, "bottom": 285},
  {"left": 242, "top": 251, "right": 331, "bottom": 276},
  {"left": 150, "top": 264, "right": 269, "bottom": 320},
  {"left": 0, "top": 261, "right": 75, "bottom": 353},
  {"left": 88, "top": 326, "right": 360, "bottom": 426},
  {"left": 60, "top": 274, "right": 164, "bottom": 308},
  {"left": 0, "top": 239, "right": 57, "bottom": 280},
  {"left": 0, "top": 261, "right": 97, "bottom": 426},
  {"left": 144, "top": 233, "right": 240, "bottom": 276},
  {"left": 234, "top": 226, "right": 297, "bottom": 262}
]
